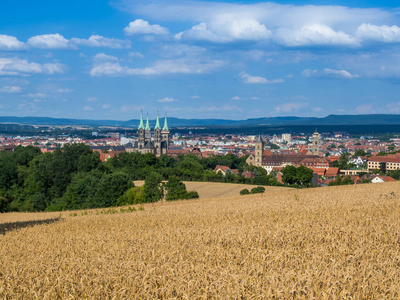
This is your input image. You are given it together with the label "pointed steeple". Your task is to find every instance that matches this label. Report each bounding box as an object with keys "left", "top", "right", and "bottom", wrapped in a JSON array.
[
  {"left": 138, "top": 110, "right": 144, "bottom": 130},
  {"left": 256, "top": 134, "right": 263, "bottom": 143},
  {"left": 162, "top": 113, "right": 169, "bottom": 132},
  {"left": 145, "top": 113, "right": 150, "bottom": 131},
  {"left": 155, "top": 111, "right": 161, "bottom": 130}
]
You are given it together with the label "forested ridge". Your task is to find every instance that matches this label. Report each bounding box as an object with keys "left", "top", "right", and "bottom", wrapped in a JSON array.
[{"left": 0, "top": 144, "right": 282, "bottom": 212}]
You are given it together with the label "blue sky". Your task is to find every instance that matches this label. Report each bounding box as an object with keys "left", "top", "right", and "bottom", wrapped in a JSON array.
[{"left": 1, "top": 0, "right": 400, "bottom": 120}]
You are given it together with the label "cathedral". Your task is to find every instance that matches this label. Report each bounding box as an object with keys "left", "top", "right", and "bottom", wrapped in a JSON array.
[{"left": 125, "top": 112, "right": 170, "bottom": 157}]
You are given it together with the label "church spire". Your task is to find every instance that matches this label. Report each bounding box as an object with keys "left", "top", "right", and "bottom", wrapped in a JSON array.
[
  {"left": 145, "top": 113, "right": 150, "bottom": 131},
  {"left": 162, "top": 113, "right": 169, "bottom": 132},
  {"left": 155, "top": 110, "right": 161, "bottom": 130},
  {"left": 138, "top": 110, "right": 144, "bottom": 130}
]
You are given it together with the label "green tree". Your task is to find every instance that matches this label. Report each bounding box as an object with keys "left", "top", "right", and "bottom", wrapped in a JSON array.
[
  {"left": 354, "top": 149, "right": 366, "bottom": 156},
  {"left": 163, "top": 176, "right": 198, "bottom": 201},
  {"left": 281, "top": 165, "right": 298, "bottom": 185},
  {"left": 117, "top": 186, "right": 144, "bottom": 205},
  {"left": 143, "top": 172, "right": 163, "bottom": 203},
  {"left": 93, "top": 172, "right": 133, "bottom": 208},
  {"left": 240, "top": 188, "right": 250, "bottom": 195}
]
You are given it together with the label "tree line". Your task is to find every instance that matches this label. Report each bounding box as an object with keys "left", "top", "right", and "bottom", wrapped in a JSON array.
[{"left": 0, "top": 144, "right": 314, "bottom": 212}]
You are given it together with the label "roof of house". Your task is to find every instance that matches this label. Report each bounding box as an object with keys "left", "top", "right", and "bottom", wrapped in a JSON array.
[
  {"left": 311, "top": 168, "right": 326, "bottom": 176},
  {"left": 325, "top": 167, "right": 339, "bottom": 177},
  {"left": 369, "top": 156, "right": 400, "bottom": 163}
]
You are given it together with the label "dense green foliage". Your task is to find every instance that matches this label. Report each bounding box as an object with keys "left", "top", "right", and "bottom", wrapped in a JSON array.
[
  {"left": 281, "top": 165, "right": 313, "bottom": 186},
  {"left": 143, "top": 172, "right": 164, "bottom": 203},
  {"left": 0, "top": 144, "right": 284, "bottom": 212},
  {"left": 0, "top": 145, "right": 132, "bottom": 212},
  {"left": 250, "top": 186, "right": 265, "bottom": 194},
  {"left": 164, "top": 176, "right": 199, "bottom": 201},
  {"left": 328, "top": 175, "right": 354, "bottom": 186},
  {"left": 240, "top": 189, "right": 250, "bottom": 195}
]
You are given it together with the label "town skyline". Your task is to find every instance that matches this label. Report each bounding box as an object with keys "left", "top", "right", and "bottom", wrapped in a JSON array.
[{"left": 1, "top": 0, "right": 400, "bottom": 120}]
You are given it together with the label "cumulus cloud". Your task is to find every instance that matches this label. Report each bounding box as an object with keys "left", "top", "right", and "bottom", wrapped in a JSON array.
[
  {"left": 124, "top": 19, "right": 169, "bottom": 35},
  {"left": 274, "top": 102, "right": 307, "bottom": 113},
  {"left": 240, "top": 72, "right": 284, "bottom": 84},
  {"left": 27, "top": 33, "right": 75, "bottom": 49},
  {"left": 83, "top": 105, "right": 94, "bottom": 111},
  {"left": 0, "top": 85, "right": 22, "bottom": 93},
  {"left": 120, "top": 1, "right": 400, "bottom": 48},
  {"left": 275, "top": 24, "right": 358, "bottom": 47},
  {"left": 0, "top": 35, "right": 24, "bottom": 50},
  {"left": 93, "top": 53, "right": 119, "bottom": 63},
  {"left": 71, "top": 35, "right": 131, "bottom": 49},
  {"left": 157, "top": 97, "right": 177, "bottom": 102},
  {"left": 176, "top": 18, "right": 271, "bottom": 43},
  {"left": 231, "top": 96, "right": 240, "bottom": 100},
  {"left": 0, "top": 58, "right": 66, "bottom": 76},
  {"left": 90, "top": 56, "right": 225, "bottom": 77},
  {"left": 357, "top": 23, "right": 400, "bottom": 43},
  {"left": 302, "top": 68, "right": 359, "bottom": 79}
]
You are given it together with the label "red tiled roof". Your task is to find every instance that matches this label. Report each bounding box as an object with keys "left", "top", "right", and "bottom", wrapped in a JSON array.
[
  {"left": 325, "top": 167, "right": 339, "bottom": 177},
  {"left": 311, "top": 168, "right": 326, "bottom": 176},
  {"left": 369, "top": 156, "right": 400, "bottom": 163}
]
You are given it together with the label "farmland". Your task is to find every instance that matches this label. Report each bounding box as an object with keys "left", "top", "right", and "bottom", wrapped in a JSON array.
[
  {"left": 1, "top": 182, "right": 400, "bottom": 298},
  {"left": 134, "top": 180, "right": 291, "bottom": 198}
]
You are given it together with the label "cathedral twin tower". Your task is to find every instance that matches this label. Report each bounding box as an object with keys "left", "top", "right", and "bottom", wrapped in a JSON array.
[{"left": 136, "top": 111, "right": 170, "bottom": 157}]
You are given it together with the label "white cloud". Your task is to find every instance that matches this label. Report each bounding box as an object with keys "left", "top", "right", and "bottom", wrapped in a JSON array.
[
  {"left": 124, "top": 19, "right": 169, "bottom": 35},
  {"left": 102, "top": 104, "right": 111, "bottom": 109},
  {"left": 176, "top": 18, "right": 271, "bottom": 43},
  {"left": 231, "top": 96, "right": 240, "bottom": 100},
  {"left": 0, "top": 58, "right": 66, "bottom": 76},
  {"left": 191, "top": 95, "right": 200, "bottom": 99},
  {"left": 0, "top": 35, "right": 24, "bottom": 50},
  {"left": 87, "top": 96, "right": 97, "bottom": 102},
  {"left": 56, "top": 88, "right": 74, "bottom": 93},
  {"left": 274, "top": 102, "right": 307, "bottom": 113},
  {"left": 83, "top": 105, "right": 94, "bottom": 111},
  {"left": 128, "top": 52, "right": 144, "bottom": 58},
  {"left": 0, "top": 86, "right": 22, "bottom": 93},
  {"left": 71, "top": 35, "right": 131, "bottom": 49},
  {"left": 23, "top": 93, "right": 47, "bottom": 98},
  {"left": 122, "top": 1, "right": 400, "bottom": 47},
  {"left": 302, "top": 68, "right": 359, "bottom": 79},
  {"left": 158, "top": 97, "right": 177, "bottom": 102},
  {"left": 240, "top": 72, "right": 284, "bottom": 84},
  {"left": 90, "top": 58, "right": 225, "bottom": 77},
  {"left": 275, "top": 24, "right": 358, "bottom": 47},
  {"left": 93, "top": 53, "right": 119, "bottom": 63},
  {"left": 27, "top": 33, "right": 75, "bottom": 49},
  {"left": 357, "top": 23, "right": 400, "bottom": 43}
]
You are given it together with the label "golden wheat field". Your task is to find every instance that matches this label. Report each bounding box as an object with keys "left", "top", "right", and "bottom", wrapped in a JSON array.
[
  {"left": 134, "top": 180, "right": 291, "bottom": 198},
  {"left": 1, "top": 182, "right": 400, "bottom": 299}
]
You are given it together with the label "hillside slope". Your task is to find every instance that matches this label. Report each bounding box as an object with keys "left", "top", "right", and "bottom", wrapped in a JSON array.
[
  {"left": 1, "top": 182, "right": 400, "bottom": 298},
  {"left": 134, "top": 180, "right": 290, "bottom": 199}
]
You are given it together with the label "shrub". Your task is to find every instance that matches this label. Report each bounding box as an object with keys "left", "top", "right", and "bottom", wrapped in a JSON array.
[
  {"left": 117, "top": 186, "right": 144, "bottom": 205},
  {"left": 251, "top": 186, "right": 265, "bottom": 194},
  {"left": 240, "top": 188, "right": 250, "bottom": 195}
]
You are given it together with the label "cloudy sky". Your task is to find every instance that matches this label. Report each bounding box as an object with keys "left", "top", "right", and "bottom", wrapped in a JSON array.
[{"left": 1, "top": 0, "right": 400, "bottom": 120}]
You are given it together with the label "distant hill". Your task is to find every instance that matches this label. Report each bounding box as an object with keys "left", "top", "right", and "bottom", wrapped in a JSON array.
[{"left": 0, "top": 114, "right": 400, "bottom": 127}]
